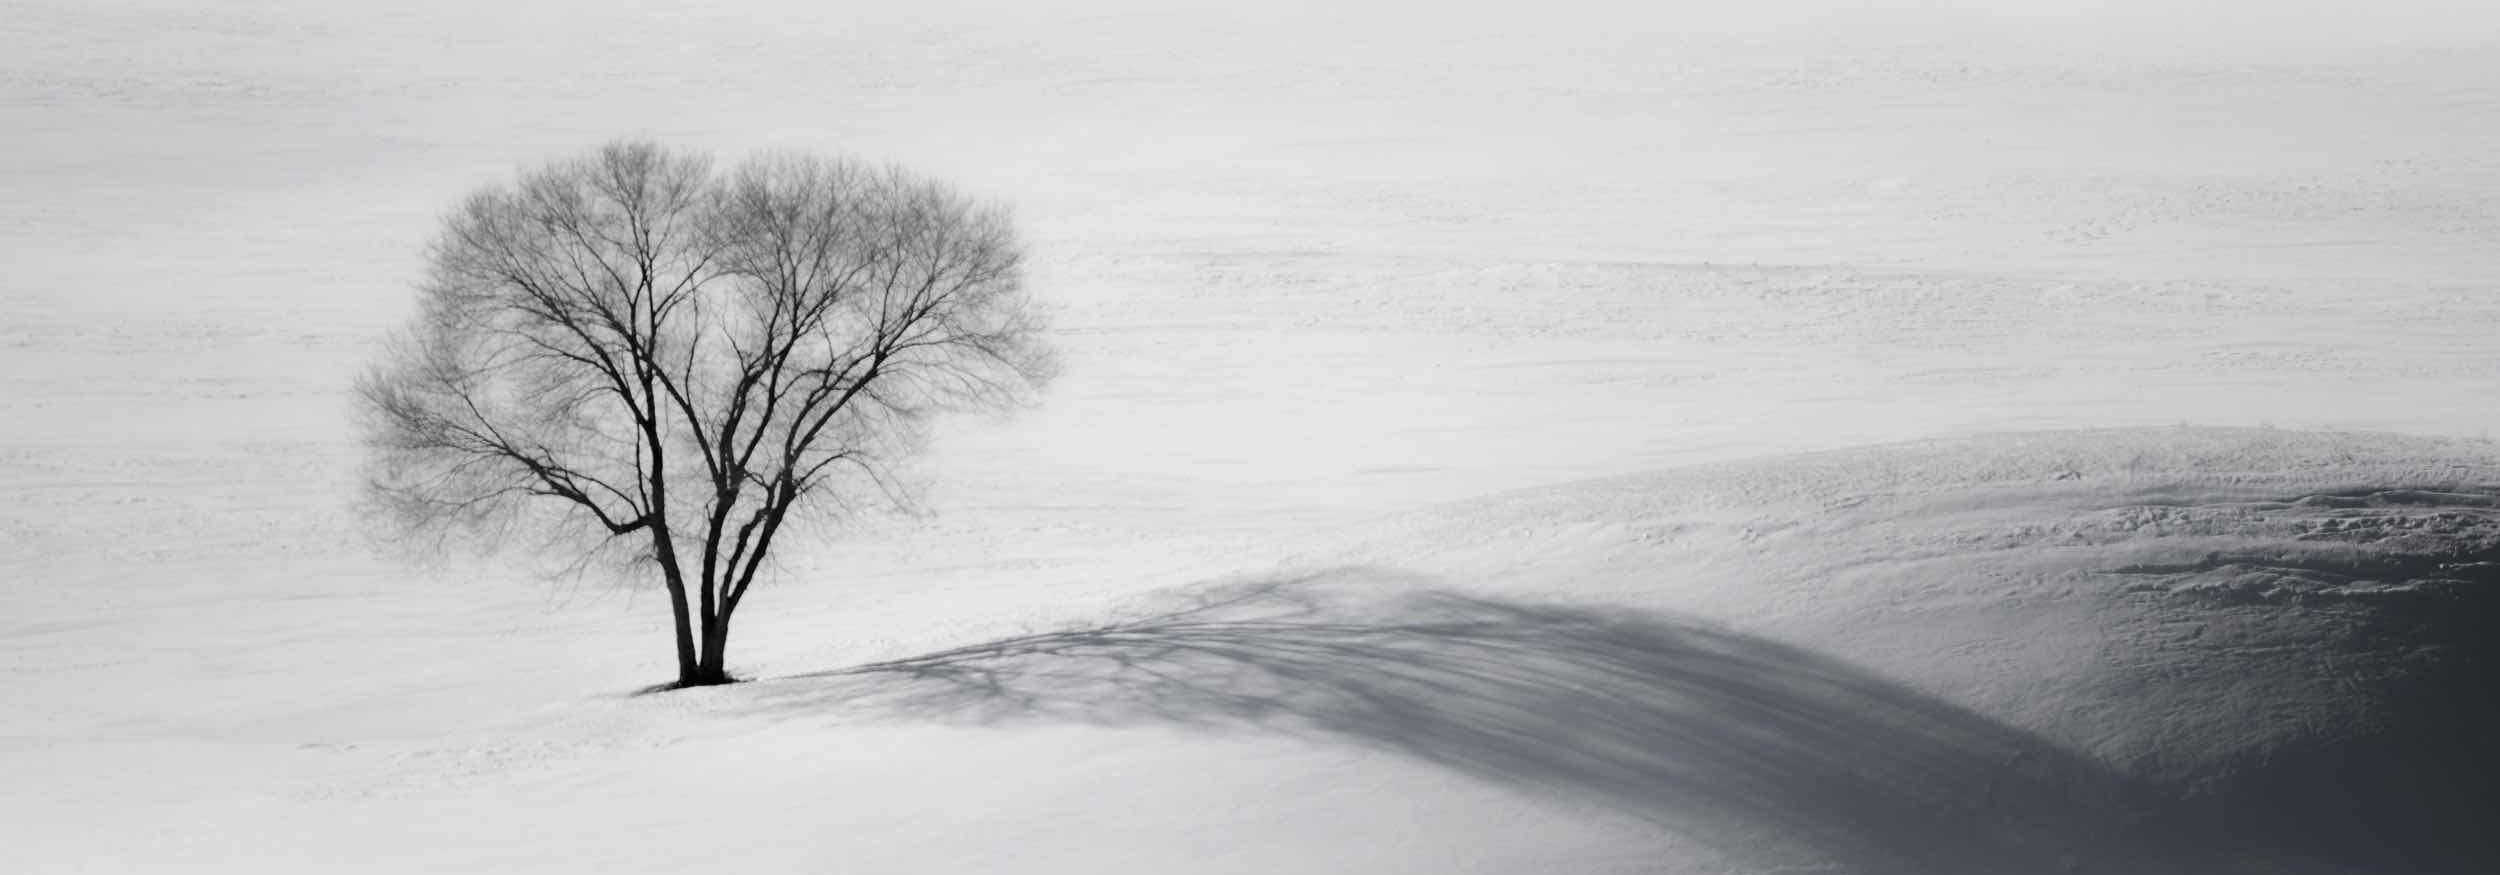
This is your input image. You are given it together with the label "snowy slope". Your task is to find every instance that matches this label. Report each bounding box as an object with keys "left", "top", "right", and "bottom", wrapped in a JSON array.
[
  {"left": 1316, "top": 427, "right": 2500, "bottom": 870},
  {"left": 782, "top": 427, "right": 2500, "bottom": 874}
]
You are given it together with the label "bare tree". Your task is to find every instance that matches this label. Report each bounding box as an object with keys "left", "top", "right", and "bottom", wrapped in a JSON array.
[{"left": 358, "top": 141, "right": 1055, "bottom": 688}]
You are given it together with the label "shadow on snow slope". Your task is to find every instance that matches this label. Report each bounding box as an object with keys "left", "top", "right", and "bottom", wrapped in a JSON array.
[
  {"left": 757, "top": 572, "right": 2191, "bottom": 875},
  {"left": 741, "top": 459, "right": 2500, "bottom": 874}
]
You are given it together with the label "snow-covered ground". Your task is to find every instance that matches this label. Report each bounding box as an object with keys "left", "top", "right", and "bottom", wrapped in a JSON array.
[{"left": 6, "top": 2, "right": 2500, "bottom": 872}]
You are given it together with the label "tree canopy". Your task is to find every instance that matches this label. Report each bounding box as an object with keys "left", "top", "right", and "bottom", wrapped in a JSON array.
[{"left": 359, "top": 141, "right": 1055, "bottom": 686}]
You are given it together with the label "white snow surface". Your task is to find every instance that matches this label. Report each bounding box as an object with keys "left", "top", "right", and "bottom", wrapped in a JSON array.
[{"left": 7, "top": 2, "right": 2500, "bottom": 873}]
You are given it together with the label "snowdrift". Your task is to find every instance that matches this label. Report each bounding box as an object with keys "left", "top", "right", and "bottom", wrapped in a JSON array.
[{"left": 793, "top": 427, "right": 2500, "bottom": 874}]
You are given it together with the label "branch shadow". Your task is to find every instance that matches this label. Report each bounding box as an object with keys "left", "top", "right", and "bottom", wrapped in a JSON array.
[{"left": 751, "top": 569, "right": 2219, "bottom": 874}]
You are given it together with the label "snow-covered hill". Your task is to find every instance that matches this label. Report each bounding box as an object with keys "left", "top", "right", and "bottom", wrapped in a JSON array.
[
  {"left": 1322, "top": 427, "right": 2500, "bottom": 871},
  {"left": 768, "top": 427, "right": 2500, "bottom": 874}
]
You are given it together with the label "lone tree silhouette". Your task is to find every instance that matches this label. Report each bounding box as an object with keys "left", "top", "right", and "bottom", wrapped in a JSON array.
[{"left": 358, "top": 141, "right": 1054, "bottom": 688}]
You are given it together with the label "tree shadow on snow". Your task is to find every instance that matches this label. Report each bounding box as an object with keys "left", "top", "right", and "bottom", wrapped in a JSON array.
[{"left": 751, "top": 569, "right": 2223, "bottom": 875}]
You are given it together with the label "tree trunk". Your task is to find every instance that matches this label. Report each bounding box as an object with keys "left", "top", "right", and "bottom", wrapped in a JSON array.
[
  {"left": 693, "top": 612, "right": 732, "bottom": 685},
  {"left": 661, "top": 566, "right": 703, "bottom": 686}
]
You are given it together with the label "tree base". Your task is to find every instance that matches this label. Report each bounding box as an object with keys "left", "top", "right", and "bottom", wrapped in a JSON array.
[{"left": 634, "top": 672, "right": 744, "bottom": 695}]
